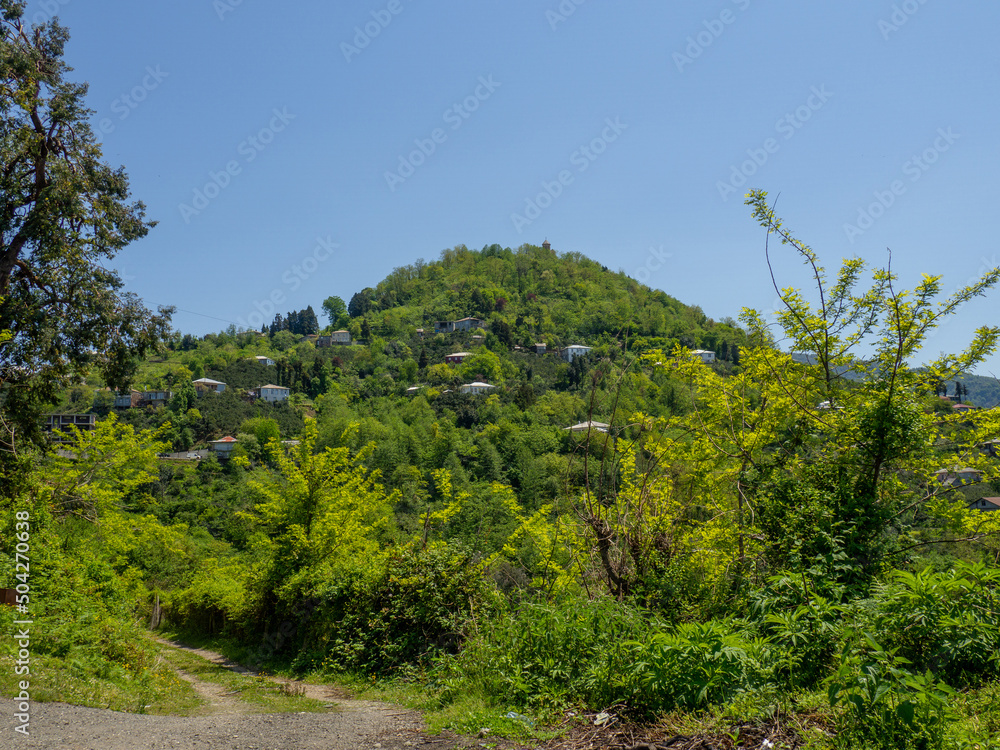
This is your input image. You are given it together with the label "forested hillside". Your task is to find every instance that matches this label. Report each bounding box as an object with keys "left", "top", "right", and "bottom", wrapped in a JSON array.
[
  {"left": 7, "top": 214, "right": 1000, "bottom": 747},
  {"left": 6, "top": 5, "right": 1000, "bottom": 748},
  {"left": 3, "top": 24, "right": 1000, "bottom": 741},
  {"left": 343, "top": 242, "right": 744, "bottom": 357}
]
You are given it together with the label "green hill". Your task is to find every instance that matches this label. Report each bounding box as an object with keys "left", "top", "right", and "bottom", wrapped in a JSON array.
[{"left": 344, "top": 242, "right": 745, "bottom": 357}]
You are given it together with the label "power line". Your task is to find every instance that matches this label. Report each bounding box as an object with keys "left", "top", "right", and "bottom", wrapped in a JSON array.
[{"left": 169, "top": 307, "right": 243, "bottom": 328}]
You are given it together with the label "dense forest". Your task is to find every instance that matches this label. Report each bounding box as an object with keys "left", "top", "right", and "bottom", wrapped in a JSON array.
[{"left": 4, "top": 5, "right": 1000, "bottom": 747}]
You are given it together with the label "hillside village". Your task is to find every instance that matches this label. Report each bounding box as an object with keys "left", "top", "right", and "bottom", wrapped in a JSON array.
[
  {"left": 8, "top": 3, "right": 1000, "bottom": 748},
  {"left": 40, "top": 246, "right": 1000, "bottom": 521},
  {"left": 9, "top": 237, "right": 1000, "bottom": 750}
]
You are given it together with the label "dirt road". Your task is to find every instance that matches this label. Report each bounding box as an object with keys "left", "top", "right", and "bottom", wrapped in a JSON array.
[{"left": 1, "top": 639, "right": 528, "bottom": 750}]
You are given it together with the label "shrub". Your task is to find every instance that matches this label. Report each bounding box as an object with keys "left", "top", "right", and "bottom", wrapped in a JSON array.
[
  {"left": 871, "top": 563, "right": 1000, "bottom": 688},
  {"left": 625, "top": 620, "right": 770, "bottom": 715},
  {"left": 828, "top": 633, "right": 957, "bottom": 750},
  {"left": 296, "top": 544, "right": 496, "bottom": 674},
  {"left": 438, "top": 596, "right": 651, "bottom": 710}
]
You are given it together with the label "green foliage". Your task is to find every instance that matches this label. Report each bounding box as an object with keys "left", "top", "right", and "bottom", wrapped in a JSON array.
[
  {"left": 756, "top": 589, "right": 843, "bottom": 689},
  {"left": 655, "top": 191, "right": 1000, "bottom": 590},
  {"left": 828, "top": 633, "right": 958, "bottom": 750},
  {"left": 165, "top": 558, "right": 248, "bottom": 635},
  {"left": 322, "top": 295, "right": 349, "bottom": 328},
  {"left": 625, "top": 620, "right": 770, "bottom": 715},
  {"left": 439, "top": 596, "right": 651, "bottom": 711},
  {"left": 300, "top": 545, "right": 496, "bottom": 674},
  {"left": 38, "top": 413, "right": 166, "bottom": 521},
  {"left": 0, "top": 5, "right": 172, "bottom": 452},
  {"left": 870, "top": 563, "right": 1000, "bottom": 688},
  {"left": 0, "top": 490, "right": 167, "bottom": 711}
]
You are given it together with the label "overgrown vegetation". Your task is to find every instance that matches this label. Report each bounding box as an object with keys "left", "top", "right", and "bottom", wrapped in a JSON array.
[{"left": 4, "top": 79, "right": 1000, "bottom": 747}]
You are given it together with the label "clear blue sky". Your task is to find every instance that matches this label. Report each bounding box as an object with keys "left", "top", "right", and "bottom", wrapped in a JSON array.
[{"left": 37, "top": 0, "right": 1000, "bottom": 375}]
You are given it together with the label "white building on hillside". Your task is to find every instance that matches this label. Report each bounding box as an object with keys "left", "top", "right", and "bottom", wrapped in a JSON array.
[
  {"left": 209, "top": 436, "right": 238, "bottom": 458},
  {"left": 460, "top": 381, "right": 496, "bottom": 395},
  {"left": 259, "top": 384, "right": 290, "bottom": 403},
  {"left": 562, "top": 344, "right": 592, "bottom": 363},
  {"left": 193, "top": 378, "right": 226, "bottom": 394}
]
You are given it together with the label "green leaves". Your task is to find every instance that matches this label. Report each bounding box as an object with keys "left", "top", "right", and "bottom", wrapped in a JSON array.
[
  {"left": 1, "top": 6, "right": 171, "bottom": 452},
  {"left": 827, "top": 631, "right": 958, "bottom": 749},
  {"left": 625, "top": 620, "right": 768, "bottom": 713},
  {"left": 245, "top": 418, "right": 396, "bottom": 569},
  {"left": 38, "top": 413, "right": 166, "bottom": 522}
]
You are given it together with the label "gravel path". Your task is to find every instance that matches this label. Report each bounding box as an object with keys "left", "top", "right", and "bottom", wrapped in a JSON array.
[{"left": 1, "top": 639, "right": 530, "bottom": 750}]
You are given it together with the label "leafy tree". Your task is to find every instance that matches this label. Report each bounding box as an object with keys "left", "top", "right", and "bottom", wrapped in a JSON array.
[
  {"left": 493, "top": 319, "right": 514, "bottom": 350},
  {"left": 349, "top": 287, "right": 375, "bottom": 318},
  {"left": 0, "top": 4, "right": 171, "bottom": 449},
  {"left": 322, "top": 295, "right": 349, "bottom": 328},
  {"left": 241, "top": 417, "right": 280, "bottom": 450},
  {"left": 296, "top": 305, "right": 319, "bottom": 335},
  {"left": 659, "top": 190, "right": 1000, "bottom": 591},
  {"left": 244, "top": 419, "right": 396, "bottom": 583},
  {"left": 38, "top": 413, "right": 166, "bottom": 521},
  {"left": 269, "top": 313, "right": 285, "bottom": 335},
  {"left": 458, "top": 347, "right": 506, "bottom": 384}
]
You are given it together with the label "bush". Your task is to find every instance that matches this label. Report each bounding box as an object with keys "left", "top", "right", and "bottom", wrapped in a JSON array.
[
  {"left": 625, "top": 620, "right": 770, "bottom": 715},
  {"left": 828, "top": 633, "right": 957, "bottom": 750},
  {"left": 870, "top": 563, "right": 1000, "bottom": 688},
  {"left": 289, "top": 544, "right": 496, "bottom": 674},
  {"left": 438, "top": 596, "right": 651, "bottom": 710}
]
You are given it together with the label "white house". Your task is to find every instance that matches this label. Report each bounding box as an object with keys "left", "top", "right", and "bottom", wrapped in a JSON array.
[
  {"left": 208, "top": 435, "right": 238, "bottom": 458},
  {"left": 460, "top": 381, "right": 496, "bottom": 395},
  {"left": 331, "top": 329, "right": 351, "bottom": 344},
  {"left": 935, "top": 467, "right": 983, "bottom": 486},
  {"left": 193, "top": 378, "right": 226, "bottom": 394},
  {"left": 435, "top": 317, "right": 485, "bottom": 334},
  {"left": 691, "top": 349, "right": 716, "bottom": 364},
  {"left": 255, "top": 356, "right": 275, "bottom": 366},
  {"left": 563, "top": 421, "right": 610, "bottom": 434},
  {"left": 259, "top": 384, "right": 290, "bottom": 403},
  {"left": 562, "top": 344, "right": 592, "bottom": 363}
]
